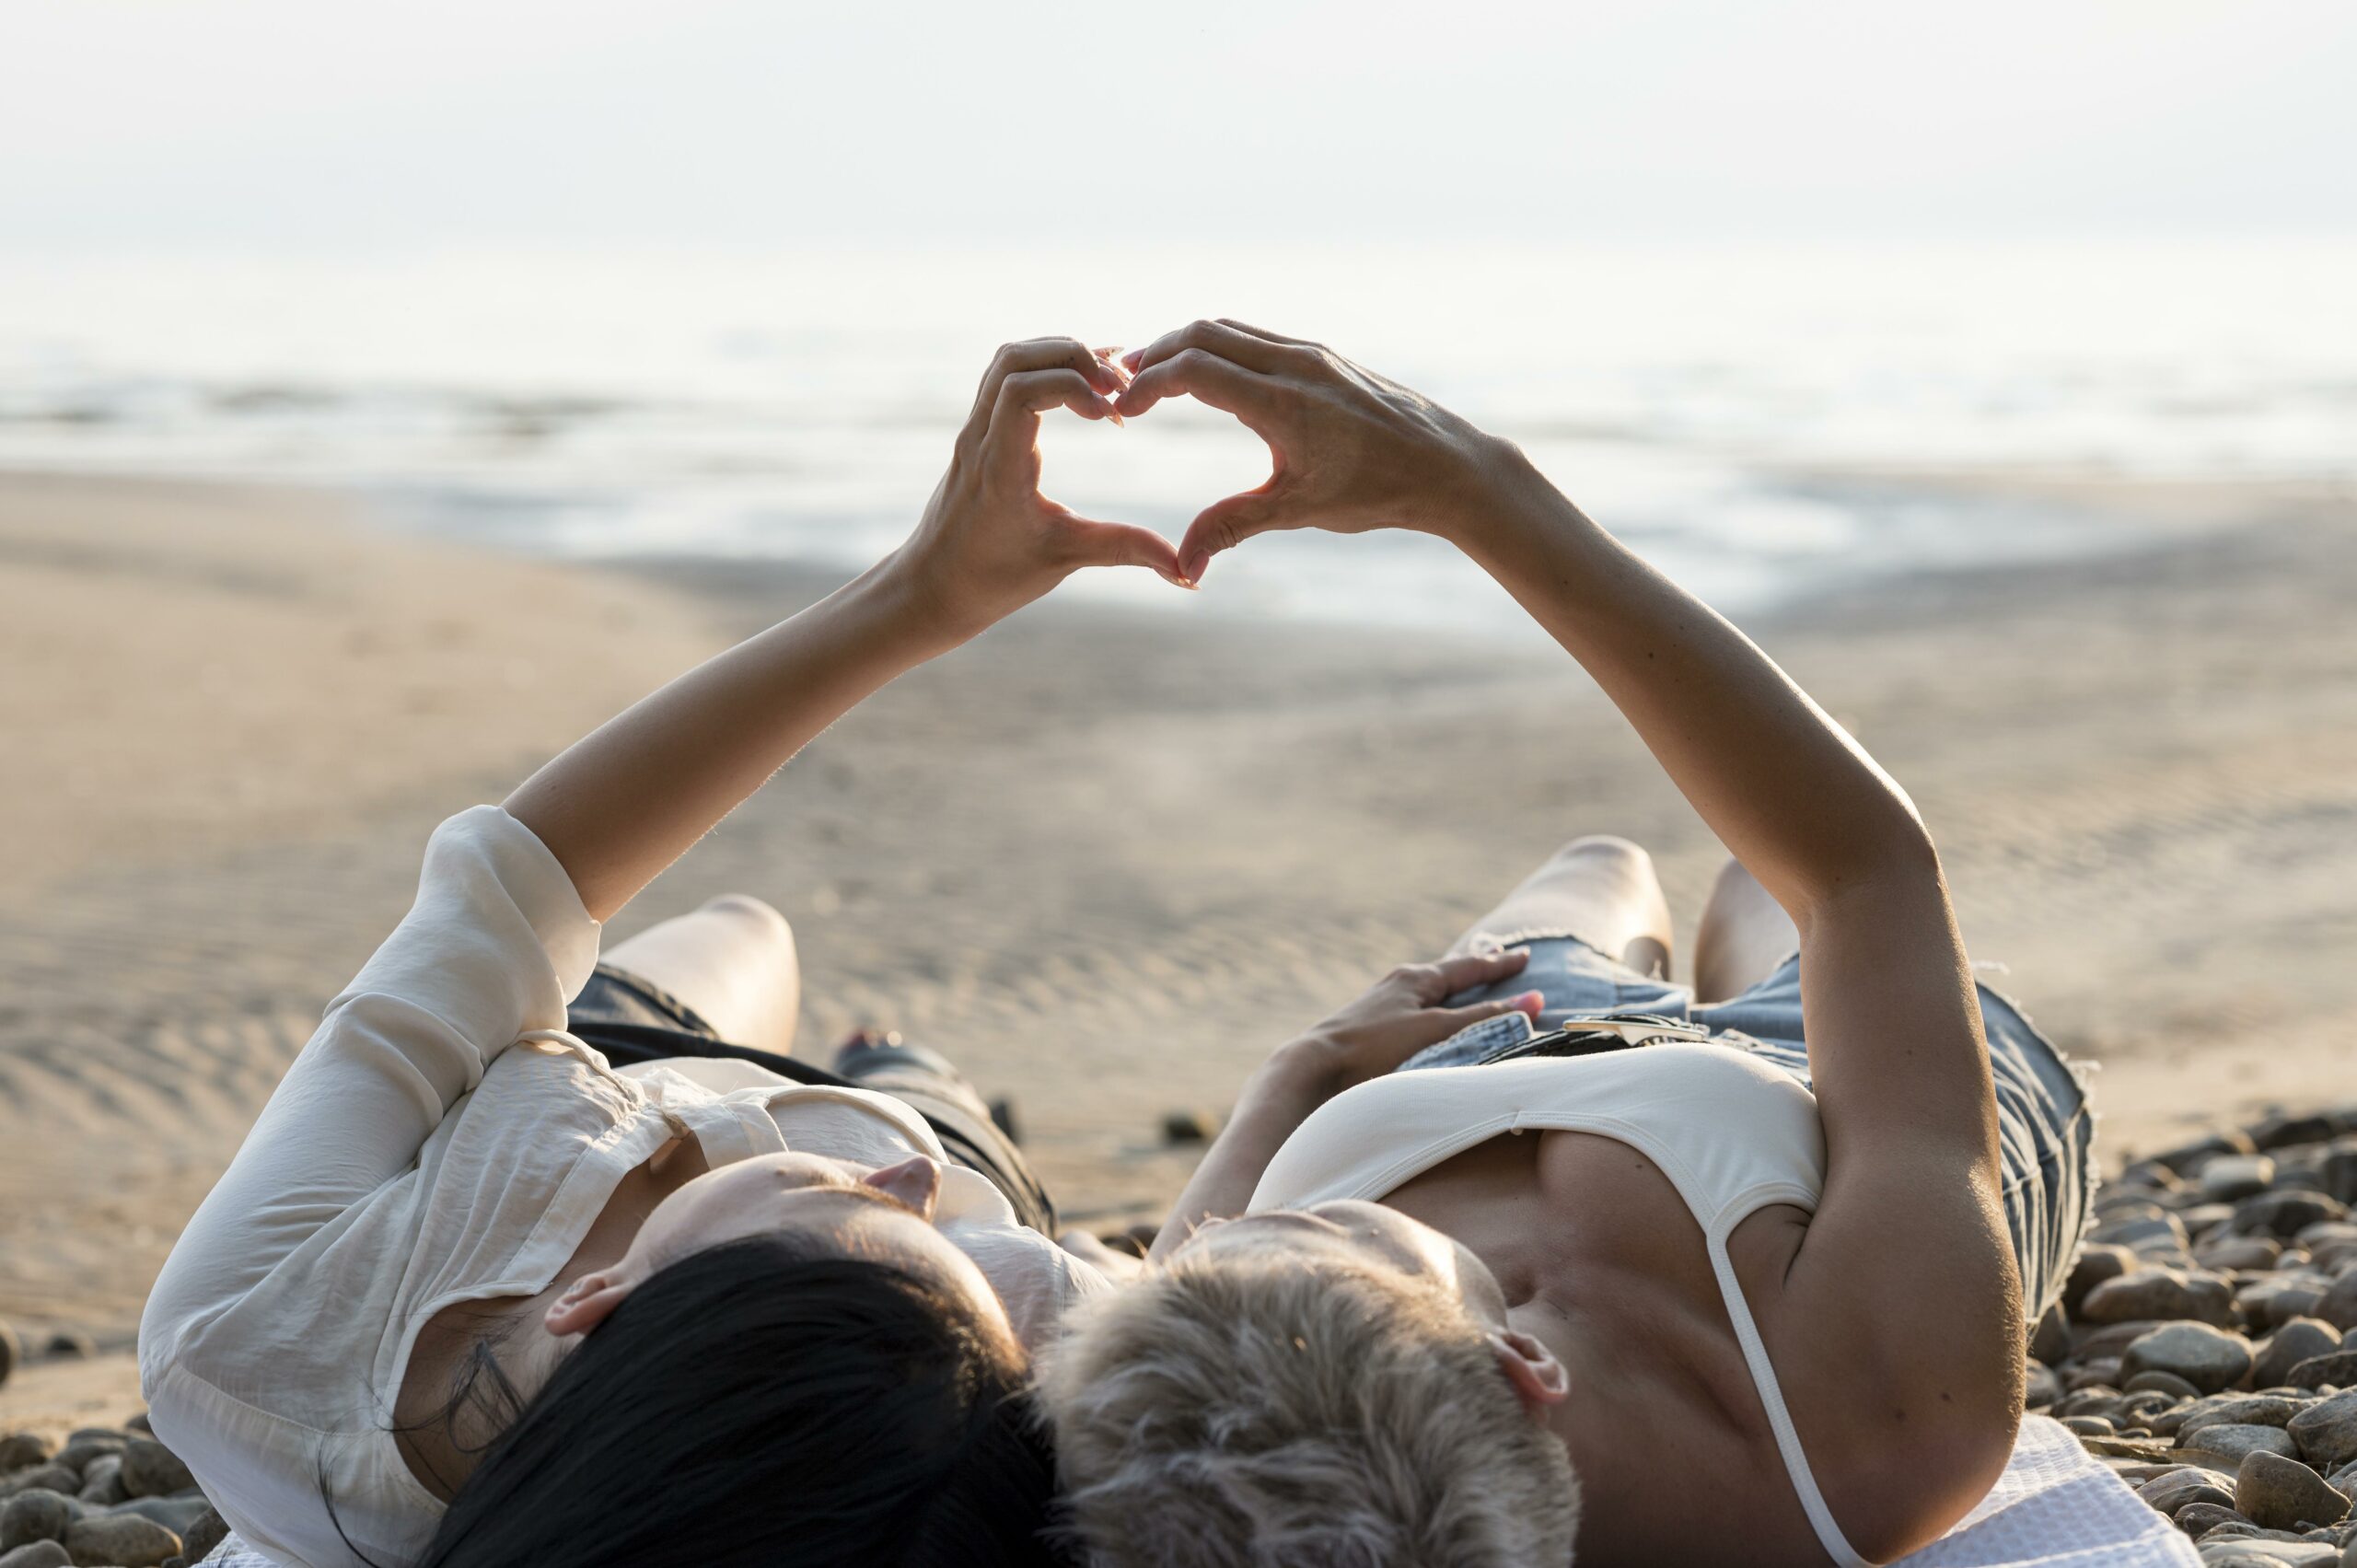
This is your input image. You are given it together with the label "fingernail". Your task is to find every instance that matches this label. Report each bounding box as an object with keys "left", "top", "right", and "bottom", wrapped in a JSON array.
[{"left": 1105, "top": 405, "right": 1125, "bottom": 427}]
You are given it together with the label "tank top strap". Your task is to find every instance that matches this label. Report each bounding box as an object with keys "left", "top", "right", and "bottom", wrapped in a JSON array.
[{"left": 1705, "top": 1193, "right": 1875, "bottom": 1568}]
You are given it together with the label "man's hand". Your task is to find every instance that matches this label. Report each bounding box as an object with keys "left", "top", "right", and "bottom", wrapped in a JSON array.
[{"left": 1115, "top": 319, "right": 1527, "bottom": 583}]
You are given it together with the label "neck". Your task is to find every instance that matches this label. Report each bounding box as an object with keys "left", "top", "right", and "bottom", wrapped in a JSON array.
[
  {"left": 1511, "top": 1277, "right": 1783, "bottom": 1566},
  {"left": 396, "top": 1136, "right": 707, "bottom": 1500}
]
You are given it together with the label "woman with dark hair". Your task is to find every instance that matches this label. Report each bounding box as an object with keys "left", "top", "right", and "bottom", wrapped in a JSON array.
[{"left": 134, "top": 338, "right": 1203, "bottom": 1568}]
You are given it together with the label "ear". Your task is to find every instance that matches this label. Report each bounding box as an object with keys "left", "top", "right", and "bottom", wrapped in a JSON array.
[
  {"left": 1488, "top": 1329, "right": 1571, "bottom": 1420},
  {"left": 543, "top": 1269, "right": 638, "bottom": 1338}
]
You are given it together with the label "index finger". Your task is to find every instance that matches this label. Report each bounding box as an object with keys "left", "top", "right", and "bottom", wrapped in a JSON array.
[
  {"left": 1123, "top": 319, "right": 1309, "bottom": 377},
  {"left": 970, "top": 338, "right": 1125, "bottom": 430},
  {"left": 1114, "top": 347, "right": 1276, "bottom": 423},
  {"left": 1423, "top": 947, "right": 1533, "bottom": 1002}
]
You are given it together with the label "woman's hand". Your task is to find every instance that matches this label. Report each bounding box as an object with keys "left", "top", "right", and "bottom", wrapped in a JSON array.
[
  {"left": 1272, "top": 948, "right": 1544, "bottom": 1098},
  {"left": 1114, "top": 319, "right": 1527, "bottom": 583},
  {"left": 893, "top": 337, "right": 1191, "bottom": 641}
]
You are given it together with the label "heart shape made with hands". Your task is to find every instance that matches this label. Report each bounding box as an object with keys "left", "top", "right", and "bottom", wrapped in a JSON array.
[{"left": 1032, "top": 376, "right": 1277, "bottom": 587}]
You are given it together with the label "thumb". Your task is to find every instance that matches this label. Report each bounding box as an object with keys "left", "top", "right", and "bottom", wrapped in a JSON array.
[
  {"left": 1062, "top": 517, "right": 1192, "bottom": 589},
  {"left": 1436, "top": 990, "right": 1546, "bottom": 1033},
  {"left": 1178, "top": 489, "right": 1288, "bottom": 584}
]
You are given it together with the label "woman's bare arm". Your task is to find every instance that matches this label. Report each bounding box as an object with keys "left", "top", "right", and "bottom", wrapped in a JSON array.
[{"left": 505, "top": 339, "right": 1184, "bottom": 921}]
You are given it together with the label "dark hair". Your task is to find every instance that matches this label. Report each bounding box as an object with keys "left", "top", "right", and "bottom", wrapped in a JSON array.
[{"left": 412, "top": 1237, "right": 1072, "bottom": 1568}]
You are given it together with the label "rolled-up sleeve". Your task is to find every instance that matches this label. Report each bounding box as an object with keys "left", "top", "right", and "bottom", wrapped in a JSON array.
[{"left": 140, "top": 807, "right": 600, "bottom": 1376}]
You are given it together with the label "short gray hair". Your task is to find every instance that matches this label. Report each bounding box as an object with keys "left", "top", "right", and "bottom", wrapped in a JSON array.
[{"left": 1040, "top": 1246, "right": 1579, "bottom": 1567}]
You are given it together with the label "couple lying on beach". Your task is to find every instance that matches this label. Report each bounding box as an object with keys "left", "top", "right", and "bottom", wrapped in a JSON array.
[{"left": 137, "top": 325, "right": 2098, "bottom": 1568}]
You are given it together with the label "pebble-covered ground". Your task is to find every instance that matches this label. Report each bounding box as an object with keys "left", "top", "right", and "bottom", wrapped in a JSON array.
[
  {"left": 2044, "top": 1108, "right": 2357, "bottom": 1568},
  {"left": 16, "top": 1104, "right": 2357, "bottom": 1567},
  {"left": 0, "top": 1403, "right": 222, "bottom": 1568}
]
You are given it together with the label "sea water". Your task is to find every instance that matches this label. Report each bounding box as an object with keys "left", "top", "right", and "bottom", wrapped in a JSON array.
[{"left": 0, "top": 239, "right": 2349, "bottom": 635}]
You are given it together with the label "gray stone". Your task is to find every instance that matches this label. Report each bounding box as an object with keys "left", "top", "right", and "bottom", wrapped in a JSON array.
[
  {"left": 1160, "top": 1109, "right": 1215, "bottom": 1144},
  {"left": 176, "top": 1507, "right": 226, "bottom": 1565},
  {"left": 2120, "top": 1388, "right": 2188, "bottom": 1428},
  {"left": 61, "top": 1513, "right": 179, "bottom": 1568},
  {"left": 2316, "top": 1275, "right": 2357, "bottom": 1334},
  {"left": 101, "top": 1496, "right": 211, "bottom": 1538},
  {"left": 2292, "top": 1391, "right": 2357, "bottom": 1469},
  {"left": 2199, "top": 1539, "right": 2339, "bottom": 1565},
  {"left": 2185, "top": 1205, "right": 2246, "bottom": 1241},
  {"left": 2255, "top": 1115, "right": 2340, "bottom": 1154},
  {"left": 2026, "top": 1362, "right": 2066, "bottom": 1409},
  {"left": 2064, "top": 1414, "right": 2118, "bottom": 1436},
  {"left": 2261, "top": 1323, "right": 2349, "bottom": 1390},
  {"left": 2066, "top": 1244, "right": 2140, "bottom": 1316},
  {"left": 2098, "top": 1214, "right": 2195, "bottom": 1251},
  {"left": 2158, "top": 1131, "right": 2259, "bottom": 1175},
  {"left": 0, "top": 1475, "right": 72, "bottom": 1504},
  {"left": 0, "top": 1492, "right": 75, "bottom": 1551},
  {"left": 114, "top": 1444, "right": 192, "bottom": 1504},
  {"left": 47, "top": 1443, "right": 118, "bottom": 1480},
  {"left": 2146, "top": 1467, "right": 2241, "bottom": 1516},
  {"left": 2322, "top": 1150, "right": 2357, "bottom": 1208},
  {"left": 2068, "top": 1359, "right": 2127, "bottom": 1392},
  {"left": 2129, "top": 1368, "right": 2208, "bottom": 1400},
  {"left": 0, "top": 1325, "right": 15, "bottom": 1394},
  {"left": 2242, "top": 1194, "right": 2352, "bottom": 1240},
  {"left": 2185, "top": 1399, "right": 2308, "bottom": 1437},
  {"left": 2031, "top": 1301, "right": 2073, "bottom": 1365},
  {"left": 174, "top": 1508, "right": 225, "bottom": 1565},
  {"left": 2131, "top": 1322, "right": 2258, "bottom": 1394},
  {"left": 2187, "top": 1425, "right": 2305, "bottom": 1467},
  {"left": 2099, "top": 1193, "right": 2177, "bottom": 1223},
  {"left": 2200, "top": 1542, "right": 2339, "bottom": 1567},
  {"left": 0, "top": 1542, "right": 72, "bottom": 1568},
  {"left": 2240, "top": 1448, "right": 2353, "bottom": 1530},
  {"left": 2208, "top": 1237, "right": 2293, "bottom": 1272},
  {"left": 2123, "top": 1160, "right": 2190, "bottom": 1192},
  {"left": 0, "top": 1440, "right": 49, "bottom": 1474},
  {"left": 2179, "top": 1501, "right": 2253, "bottom": 1536},
  {"left": 38, "top": 1334, "right": 94, "bottom": 1363},
  {"left": 2290, "top": 1352, "right": 2357, "bottom": 1390},
  {"left": 2086, "top": 1269, "right": 2239, "bottom": 1327},
  {"left": 71, "top": 1458, "right": 120, "bottom": 1509},
  {"left": 2209, "top": 1157, "right": 2286, "bottom": 1204}
]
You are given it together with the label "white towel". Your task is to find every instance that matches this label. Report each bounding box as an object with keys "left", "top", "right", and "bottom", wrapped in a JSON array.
[{"left": 195, "top": 1414, "right": 2199, "bottom": 1567}]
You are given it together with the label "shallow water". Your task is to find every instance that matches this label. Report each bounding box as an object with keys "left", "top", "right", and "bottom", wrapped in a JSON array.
[{"left": 1, "top": 238, "right": 2349, "bottom": 633}]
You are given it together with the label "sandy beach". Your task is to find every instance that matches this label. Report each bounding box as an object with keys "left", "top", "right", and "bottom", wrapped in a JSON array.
[{"left": 4, "top": 464, "right": 2354, "bottom": 1430}]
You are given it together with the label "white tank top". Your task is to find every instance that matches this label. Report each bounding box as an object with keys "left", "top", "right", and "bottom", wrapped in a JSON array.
[{"left": 1248, "top": 1043, "right": 1871, "bottom": 1568}]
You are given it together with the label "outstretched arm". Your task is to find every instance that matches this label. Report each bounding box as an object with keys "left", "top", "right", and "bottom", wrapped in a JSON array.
[
  {"left": 508, "top": 339, "right": 1184, "bottom": 921},
  {"left": 1120, "top": 323, "right": 2018, "bottom": 1544}
]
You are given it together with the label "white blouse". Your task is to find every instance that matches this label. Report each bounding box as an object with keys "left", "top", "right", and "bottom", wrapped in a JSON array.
[{"left": 136, "top": 807, "right": 1108, "bottom": 1568}]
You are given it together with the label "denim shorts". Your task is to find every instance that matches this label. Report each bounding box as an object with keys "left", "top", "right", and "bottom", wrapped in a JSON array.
[
  {"left": 1405, "top": 935, "right": 2096, "bottom": 1318},
  {"left": 569, "top": 966, "right": 1059, "bottom": 1234}
]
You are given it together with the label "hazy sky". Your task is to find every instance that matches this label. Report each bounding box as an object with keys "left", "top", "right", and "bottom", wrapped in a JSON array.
[{"left": 2, "top": 0, "right": 2351, "bottom": 251}]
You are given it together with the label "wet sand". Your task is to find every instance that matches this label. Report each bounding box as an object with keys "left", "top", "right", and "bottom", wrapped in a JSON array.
[{"left": 3, "top": 464, "right": 2353, "bottom": 1420}]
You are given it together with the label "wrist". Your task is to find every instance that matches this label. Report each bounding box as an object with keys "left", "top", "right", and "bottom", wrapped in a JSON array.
[
  {"left": 1430, "top": 436, "right": 1572, "bottom": 557},
  {"left": 1252, "top": 1036, "right": 1347, "bottom": 1109},
  {"left": 861, "top": 546, "right": 990, "bottom": 657}
]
